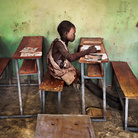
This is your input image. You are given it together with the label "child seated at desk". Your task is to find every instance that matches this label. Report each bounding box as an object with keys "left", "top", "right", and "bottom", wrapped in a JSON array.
[
  {"left": 47, "top": 20, "right": 122, "bottom": 110},
  {"left": 47, "top": 20, "right": 97, "bottom": 85}
]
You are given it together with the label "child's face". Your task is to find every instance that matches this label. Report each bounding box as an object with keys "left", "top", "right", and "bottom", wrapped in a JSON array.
[{"left": 67, "top": 27, "right": 76, "bottom": 42}]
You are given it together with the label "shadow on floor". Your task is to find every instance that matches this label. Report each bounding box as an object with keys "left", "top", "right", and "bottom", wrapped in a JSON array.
[{"left": 0, "top": 81, "right": 138, "bottom": 138}]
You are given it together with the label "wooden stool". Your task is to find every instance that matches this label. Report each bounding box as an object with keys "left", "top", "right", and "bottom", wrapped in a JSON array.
[
  {"left": 39, "top": 71, "right": 64, "bottom": 114},
  {"left": 35, "top": 114, "right": 95, "bottom": 138}
]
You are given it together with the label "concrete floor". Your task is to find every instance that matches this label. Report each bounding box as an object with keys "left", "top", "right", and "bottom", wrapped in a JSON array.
[{"left": 0, "top": 78, "right": 138, "bottom": 138}]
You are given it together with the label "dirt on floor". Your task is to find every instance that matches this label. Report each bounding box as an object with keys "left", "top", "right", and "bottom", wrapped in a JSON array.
[{"left": 0, "top": 78, "right": 138, "bottom": 138}]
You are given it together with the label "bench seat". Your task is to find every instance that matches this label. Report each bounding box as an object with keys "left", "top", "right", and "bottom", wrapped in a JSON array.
[
  {"left": 39, "top": 71, "right": 64, "bottom": 92},
  {"left": 39, "top": 70, "right": 64, "bottom": 114},
  {"left": 112, "top": 61, "right": 138, "bottom": 99}
]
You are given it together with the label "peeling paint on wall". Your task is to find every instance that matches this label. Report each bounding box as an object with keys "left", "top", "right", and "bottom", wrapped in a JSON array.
[{"left": 0, "top": 0, "right": 138, "bottom": 83}]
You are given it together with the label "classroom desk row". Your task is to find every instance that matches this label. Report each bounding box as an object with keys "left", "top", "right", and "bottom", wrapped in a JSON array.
[
  {"left": 0, "top": 36, "right": 109, "bottom": 121},
  {"left": 0, "top": 36, "right": 43, "bottom": 119},
  {"left": 79, "top": 37, "right": 109, "bottom": 121}
]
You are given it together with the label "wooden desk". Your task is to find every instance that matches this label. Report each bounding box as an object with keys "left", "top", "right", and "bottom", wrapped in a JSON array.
[
  {"left": 79, "top": 37, "right": 109, "bottom": 121},
  {"left": 35, "top": 114, "right": 95, "bottom": 138},
  {"left": 13, "top": 36, "right": 43, "bottom": 59},
  {"left": 79, "top": 38, "right": 109, "bottom": 64},
  {"left": 12, "top": 36, "right": 43, "bottom": 117}
]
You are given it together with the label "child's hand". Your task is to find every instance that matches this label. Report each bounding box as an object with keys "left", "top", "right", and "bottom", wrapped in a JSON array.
[{"left": 87, "top": 46, "right": 97, "bottom": 53}]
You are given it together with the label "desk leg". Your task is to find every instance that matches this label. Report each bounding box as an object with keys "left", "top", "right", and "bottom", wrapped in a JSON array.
[
  {"left": 36, "top": 58, "right": 41, "bottom": 85},
  {"left": 15, "top": 59, "right": 23, "bottom": 115},
  {"left": 103, "top": 63, "right": 106, "bottom": 121},
  {"left": 81, "top": 63, "right": 85, "bottom": 114},
  {"left": 125, "top": 98, "right": 128, "bottom": 130},
  {"left": 36, "top": 58, "right": 43, "bottom": 113}
]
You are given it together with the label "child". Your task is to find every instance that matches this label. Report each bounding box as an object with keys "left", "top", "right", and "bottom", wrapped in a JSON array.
[
  {"left": 47, "top": 20, "right": 97, "bottom": 85},
  {"left": 47, "top": 20, "right": 122, "bottom": 110}
]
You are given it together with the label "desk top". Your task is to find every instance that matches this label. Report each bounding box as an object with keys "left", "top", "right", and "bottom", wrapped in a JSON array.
[
  {"left": 35, "top": 114, "right": 95, "bottom": 138},
  {"left": 79, "top": 37, "right": 109, "bottom": 64},
  {"left": 12, "top": 36, "right": 43, "bottom": 59}
]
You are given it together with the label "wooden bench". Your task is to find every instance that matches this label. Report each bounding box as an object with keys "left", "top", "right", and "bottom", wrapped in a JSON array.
[
  {"left": 39, "top": 70, "right": 64, "bottom": 114},
  {"left": 111, "top": 61, "right": 138, "bottom": 131},
  {"left": 0, "top": 58, "right": 11, "bottom": 85}
]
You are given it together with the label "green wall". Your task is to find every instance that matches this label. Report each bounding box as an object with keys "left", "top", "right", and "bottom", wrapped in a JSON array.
[{"left": 0, "top": 0, "right": 138, "bottom": 84}]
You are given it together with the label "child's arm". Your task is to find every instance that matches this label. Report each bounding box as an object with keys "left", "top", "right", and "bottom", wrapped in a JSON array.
[
  {"left": 66, "top": 47, "right": 97, "bottom": 62},
  {"left": 55, "top": 42, "right": 97, "bottom": 62}
]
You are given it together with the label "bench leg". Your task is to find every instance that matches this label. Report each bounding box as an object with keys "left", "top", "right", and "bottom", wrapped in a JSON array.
[
  {"left": 103, "top": 63, "right": 106, "bottom": 121},
  {"left": 42, "top": 90, "right": 46, "bottom": 114},
  {"left": 125, "top": 98, "right": 128, "bottom": 130},
  {"left": 124, "top": 98, "right": 138, "bottom": 131},
  {"left": 58, "top": 92, "right": 61, "bottom": 114},
  {"left": 39, "top": 90, "right": 43, "bottom": 114},
  {"left": 42, "top": 91, "right": 61, "bottom": 114}
]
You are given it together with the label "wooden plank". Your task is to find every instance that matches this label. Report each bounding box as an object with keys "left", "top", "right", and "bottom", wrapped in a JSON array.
[
  {"left": 35, "top": 115, "right": 63, "bottom": 138},
  {"left": 80, "top": 37, "right": 103, "bottom": 45},
  {"left": 19, "top": 59, "right": 37, "bottom": 74},
  {"left": 12, "top": 36, "right": 43, "bottom": 59},
  {"left": 87, "top": 63, "right": 103, "bottom": 77},
  {"left": 39, "top": 71, "right": 64, "bottom": 92},
  {"left": 35, "top": 114, "right": 95, "bottom": 138},
  {"left": 112, "top": 61, "right": 138, "bottom": 99},
  {"left": 62, "top": 115, "right": 95, "bottom": 138},
  {"left": 0, "top": 58, "right": 10, "bottom": 76},
  {"left": 86, "top": 107, "right": 111, "bottom": 118}
]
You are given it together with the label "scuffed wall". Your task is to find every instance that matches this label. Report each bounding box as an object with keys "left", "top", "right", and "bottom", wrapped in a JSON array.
[{"left": 0, "top": 0, "right": 138, "bottom": 84}]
